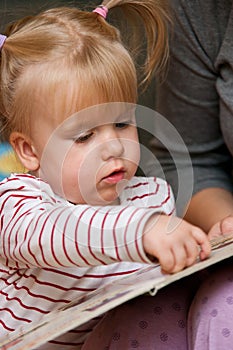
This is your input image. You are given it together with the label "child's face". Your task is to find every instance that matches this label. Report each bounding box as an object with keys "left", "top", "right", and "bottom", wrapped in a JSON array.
[{"left": 32, "top": 102, "right": 140, "bottom": 205}]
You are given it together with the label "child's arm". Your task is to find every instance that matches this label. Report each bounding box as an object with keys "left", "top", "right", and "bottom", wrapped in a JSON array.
[
  {"left": 143, "top": 214, "right": 211, "bottom": 274},
  {"left": 0, "top": 174, "right": 211, "bottom": 272},
  {"left": 0, "top": 175, "right": 158, "bottom": 268}
]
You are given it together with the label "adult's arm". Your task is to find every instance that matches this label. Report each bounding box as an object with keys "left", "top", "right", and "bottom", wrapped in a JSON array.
[{"left": 148, "top": 0, "right": 233, "bottom": 229}]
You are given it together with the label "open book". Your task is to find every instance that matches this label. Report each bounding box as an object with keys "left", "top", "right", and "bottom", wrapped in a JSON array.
[{"left": 1, "top": 234, "right": 233, "bottom": 350}]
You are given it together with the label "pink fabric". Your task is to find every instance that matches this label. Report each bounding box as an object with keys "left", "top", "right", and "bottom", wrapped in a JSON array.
[
  {"left": 82, "top": 263, "right": 233, "bottom": 350},
  {"left": 82, "top": 277, "right": 200, "bottom": 349},
  {"left": 188, "top": 261, "right": 233, "bottom": 349}
]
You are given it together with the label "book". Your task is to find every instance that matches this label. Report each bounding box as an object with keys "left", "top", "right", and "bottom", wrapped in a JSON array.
[{"left": 1, "top": 234, "right": 233, "bottom": 350}]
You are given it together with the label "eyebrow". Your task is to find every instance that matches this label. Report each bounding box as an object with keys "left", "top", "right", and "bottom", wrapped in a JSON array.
[{"left": 58, "top": 114, "right": 91, "bottom": 139}]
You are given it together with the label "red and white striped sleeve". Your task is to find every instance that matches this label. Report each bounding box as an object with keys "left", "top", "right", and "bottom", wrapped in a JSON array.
[{"left": 0, "top": 174, "right": 166, "bottom": 269}]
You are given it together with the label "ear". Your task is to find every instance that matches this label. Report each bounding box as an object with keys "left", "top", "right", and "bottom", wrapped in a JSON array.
[{"left": 9, "top": 132, "right": 40, "bottom": 171}]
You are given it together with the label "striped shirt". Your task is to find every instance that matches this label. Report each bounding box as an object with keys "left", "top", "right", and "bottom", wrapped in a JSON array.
[{"left": 0, "top": 173, "right": 174, "bottom": 349}]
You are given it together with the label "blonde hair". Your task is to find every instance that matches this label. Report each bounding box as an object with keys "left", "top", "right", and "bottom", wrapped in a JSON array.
[{"left": 0, "top": 1, "right": 170, "bottom": 140}]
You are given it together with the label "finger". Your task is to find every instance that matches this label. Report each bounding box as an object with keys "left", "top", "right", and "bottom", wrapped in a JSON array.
[
  {"left": 208, "top": 222, "right": 221, "bottom": 239},
  {"left": 191, "top": 228, "right": 211, "bottom": 259},
  {"left": 158, "top": 250, "right": 175, "bottom": 273},
  {"left": 220, "top": 216, "right": 233, "bottom": 234},
  {"left": 170, "top": 245, "right": 188, "bottom": 273},
  {"left": 184, "top": 239, "right": 200, "bottom": 266}
]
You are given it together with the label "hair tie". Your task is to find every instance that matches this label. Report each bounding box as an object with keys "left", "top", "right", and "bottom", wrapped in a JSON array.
[
  {"left": 0, "top": 34, "right": 7, "bottom": 50},
  {"left": 93, "top": 5, "right": 108, "bottom": 19}
]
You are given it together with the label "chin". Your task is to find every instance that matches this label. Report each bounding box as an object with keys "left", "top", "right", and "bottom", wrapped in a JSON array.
[
  {"left": 66, "top": 189, "right": 120, "bottom": 206},
  {"left": 89, "top": 198, "right": 119, "bottom": 206},
  {"left": 99, "top": 193, "right": 120, "bottom": 206},
  {"left": 86, "top": 191, "right": 119, "bottom": 206}
]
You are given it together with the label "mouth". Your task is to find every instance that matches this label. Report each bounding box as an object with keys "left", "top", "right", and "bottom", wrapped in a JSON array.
[{"left": 102, "top": 168, "right": 126, "bottom": 184}]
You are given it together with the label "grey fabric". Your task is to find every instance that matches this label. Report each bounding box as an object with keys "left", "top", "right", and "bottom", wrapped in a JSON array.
[{"left": 147, "top": 0, "right": 233, "bottom": 207}]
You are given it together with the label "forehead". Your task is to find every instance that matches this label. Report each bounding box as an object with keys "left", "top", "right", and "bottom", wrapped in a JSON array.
[
  {"left": 44, "top": 84, "right": 136, "bottom": 131},
  {"left": 31, "top": 67, "right": 136, "bottom": 122}
]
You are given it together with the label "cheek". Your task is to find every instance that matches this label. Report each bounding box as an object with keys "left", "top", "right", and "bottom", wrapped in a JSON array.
[
  {"left": 124, "top": 134, "right": 140, "bottom": 164},
  {"left": 132, "top": 130, "right": 140, "bottom": 163},
  {"left": 39, "top": 137, "right": 74, "bottom": 196},
  {"left": 62, "top": 145, "right": 97, "bottom": 194},
  {"left": 61, "top": 150, "right": 86, "bottom": 203},
  {"left": 62, "top": 148, "right": 82, "bottom": 182},
  {"left": 134, "top": 140, "right": 140, "bottom": 162}
]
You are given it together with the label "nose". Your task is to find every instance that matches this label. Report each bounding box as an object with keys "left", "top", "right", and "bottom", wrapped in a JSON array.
[{"left": 100, "top": 131, "right": 124, "bottom": 161}]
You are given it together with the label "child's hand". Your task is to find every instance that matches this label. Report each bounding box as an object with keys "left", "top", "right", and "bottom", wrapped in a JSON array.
[{"left": 143, "top": 214, "right": 211, "bottom": 274}]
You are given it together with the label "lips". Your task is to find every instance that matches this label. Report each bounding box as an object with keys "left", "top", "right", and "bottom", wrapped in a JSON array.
[{"left": 102, "top": 169, "right": 125, "bottom": 184}]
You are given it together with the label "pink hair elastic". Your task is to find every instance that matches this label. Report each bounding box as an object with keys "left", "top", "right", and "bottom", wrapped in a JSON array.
[
  {"left": 0, "top": 34, "right": 7, "bottom": 50},
  {"left": 93, "top": 5, "right": 108, "bottom": 19}
]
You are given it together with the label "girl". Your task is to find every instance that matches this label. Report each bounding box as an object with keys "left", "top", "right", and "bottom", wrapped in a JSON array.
[{"left": 0, "top": 1, "right": 210, "bottom": 348}]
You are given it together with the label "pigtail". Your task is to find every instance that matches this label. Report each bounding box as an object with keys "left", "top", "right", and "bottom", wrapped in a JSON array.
[
  {"left": 0, "top": 16, "right": 36, "bottom": 140},
  {"left": 101, "top": 0, "right": 171, "bottom": 87}
]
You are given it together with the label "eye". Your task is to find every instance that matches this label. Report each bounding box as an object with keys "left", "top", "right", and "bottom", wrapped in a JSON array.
[
  {"left": 115, "top": 122, "right": 130, "bottom": 129},
  {"left": 75, "top": 132, "right": 93, "bottom": 143}
]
